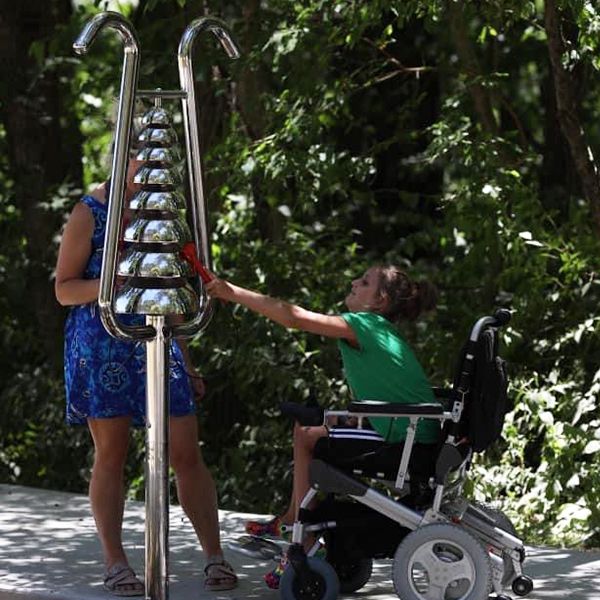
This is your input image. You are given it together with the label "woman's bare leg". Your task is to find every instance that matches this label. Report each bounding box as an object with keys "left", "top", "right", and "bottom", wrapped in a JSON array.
[
  {"left": 169, "top": 415, "right": 222, "bottom": 558},
  {"left": 87, "top": 416, "right": 131, "bottom": 569}
]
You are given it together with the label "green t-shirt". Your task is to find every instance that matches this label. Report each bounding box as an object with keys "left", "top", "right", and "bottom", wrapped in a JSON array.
[{"left": 337, "top": 312, "right": 440, "bottom": 444}]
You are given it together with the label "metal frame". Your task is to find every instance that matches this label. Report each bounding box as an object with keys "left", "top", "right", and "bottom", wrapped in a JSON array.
[{"left": 73, "top": 12, "right": 240, "bottom": 600}]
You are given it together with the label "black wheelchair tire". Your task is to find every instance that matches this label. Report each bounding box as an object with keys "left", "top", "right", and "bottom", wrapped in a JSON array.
[
  {"left": 279, "top": 557, "right": 340, "bottom": 600},
  {"left": 330, "top": 557, "right": 372, "bottom": 593}
]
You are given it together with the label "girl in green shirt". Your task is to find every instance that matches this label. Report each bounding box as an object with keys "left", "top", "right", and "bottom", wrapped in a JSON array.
[{"left": 205, "top": 264, "right": 438, "bottom": 588}]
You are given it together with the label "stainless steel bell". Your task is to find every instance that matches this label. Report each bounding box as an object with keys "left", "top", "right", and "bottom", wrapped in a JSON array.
[
  {"left": 138, "top": 127, "right": 178, "bottom": 147},
  {"left": 115, "top": 105, "right": 196, "bottom": 316},
  {"left": 115, "top": 284, "right": 200, "bottom": 315},
  {"left": 134, "top": 165, "right": 182, "bottom": 187},
  {"left": 123, "top": 217, "right": 191, "bottom": 245},
  {"left": 129, "top": 190, "right": 186, "bottom": 212},
  {"left": 118, "top": 249, "right": 193, "bottom": 278},
  {"left": 135, "top": 146, "right": 181, "bottom": 164},
  {"left": 142, "top": 107, "right": 172, "bottom": 127}
]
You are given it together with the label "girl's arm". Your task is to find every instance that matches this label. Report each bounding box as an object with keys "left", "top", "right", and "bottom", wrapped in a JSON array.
[
  {"left": 205, "top": 276, "right": 357, "bottom": 344},
  {"left": 55, "top": 202, "right": 99, "bottom": 306}
]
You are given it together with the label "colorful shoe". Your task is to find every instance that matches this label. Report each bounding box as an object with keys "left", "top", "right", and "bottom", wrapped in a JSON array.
[
  {"left": 245, "top": 516, "right": 287, "bottom": 538},
  {"left": 264, "top": 553, "right": 288, "bottom": 590}
]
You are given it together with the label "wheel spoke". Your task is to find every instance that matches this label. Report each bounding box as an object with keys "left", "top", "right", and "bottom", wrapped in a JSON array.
[
  {"left": 422, "top": 582, "right": 447, "bottom": 600},
  {"left": 411, "top": 541, "right": 441, "bottom": 571},
  {"left": 441, "top": 555, "right": 474, "bottom": 583}
]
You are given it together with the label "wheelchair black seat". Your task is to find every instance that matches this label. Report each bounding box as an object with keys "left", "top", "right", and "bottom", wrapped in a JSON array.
[
  {"left": 313, "top": 434, "right": 439, "bottom": 510},
  {"left": 313, "top": 435, "right": 437, "bottom": 481}
]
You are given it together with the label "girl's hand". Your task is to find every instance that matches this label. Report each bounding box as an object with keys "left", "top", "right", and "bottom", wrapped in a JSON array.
[{"left": 204, "top": 274, "right": 235, "bottom": 302}]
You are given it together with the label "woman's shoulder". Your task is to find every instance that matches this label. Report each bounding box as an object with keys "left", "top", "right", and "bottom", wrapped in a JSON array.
[{"left": 80, "top": 187, "right": 107, "bottom": 210}]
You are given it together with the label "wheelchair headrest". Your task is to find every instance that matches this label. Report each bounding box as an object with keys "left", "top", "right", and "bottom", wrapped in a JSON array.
[{"left": 492, "top": 309, "right": 511, "bottom": 327}]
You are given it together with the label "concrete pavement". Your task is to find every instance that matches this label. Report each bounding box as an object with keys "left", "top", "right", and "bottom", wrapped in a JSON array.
[{"left": 0, "top": 484, "right": 598, "bottom": 600}]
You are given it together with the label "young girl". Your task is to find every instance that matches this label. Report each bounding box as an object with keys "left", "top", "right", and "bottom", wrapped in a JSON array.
[
  {"left": 54, "top": 149, "right": 237, "bottom": 595},
  {"left": 205, "top": 264, "right": 439, "bottom": 587}
]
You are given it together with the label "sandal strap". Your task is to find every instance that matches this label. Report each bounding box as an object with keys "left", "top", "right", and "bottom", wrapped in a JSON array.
[
  {"left": 204, "top": 559, "right": 235, "bottom": 574},
  {"left": 204, "top": 559, "right": 237, "bottom": 581},
  {"left": 104, "top": 564, "right": 142, "bottom": 587}
]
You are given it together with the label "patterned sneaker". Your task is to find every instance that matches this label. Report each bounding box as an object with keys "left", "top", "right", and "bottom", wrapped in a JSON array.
[
  {"left": 245, "top": 516, "right": 288, "bottom": 539},
  {"left": 264, "top": 553, "right": 288, "bottom": 590}
]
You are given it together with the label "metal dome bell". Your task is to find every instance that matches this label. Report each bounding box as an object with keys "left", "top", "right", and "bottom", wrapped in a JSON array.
[
  {"left": 114, "top": 105, "right": 196, "bottom": 316},
  {"left": 129, "top": 190, "right": 186, "bottom": 212}
]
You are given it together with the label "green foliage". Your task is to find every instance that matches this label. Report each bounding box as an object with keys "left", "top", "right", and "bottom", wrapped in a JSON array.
[{"left": 1, "top": 0, "right": 600, "bottom": 551}]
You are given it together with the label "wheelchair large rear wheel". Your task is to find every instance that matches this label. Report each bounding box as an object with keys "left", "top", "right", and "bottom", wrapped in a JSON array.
[
  {"left": 392, "top": 523, "right": 491, "bottom": 600},
  {"left": 279, "top": 557, "right": 340, "bottom": 600}
]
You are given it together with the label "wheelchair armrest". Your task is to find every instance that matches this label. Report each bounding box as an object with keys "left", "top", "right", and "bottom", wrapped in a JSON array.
[
  {"left": 280, "top": 401, "right": 324, "bottom": 426},
  {"left": 347, "top": 401, "right": 445, "bottom": 416}
]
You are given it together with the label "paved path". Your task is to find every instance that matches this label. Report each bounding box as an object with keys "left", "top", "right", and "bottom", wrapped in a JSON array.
[{"left": 0, "top": 484, "right": 598, "bottom": 600}]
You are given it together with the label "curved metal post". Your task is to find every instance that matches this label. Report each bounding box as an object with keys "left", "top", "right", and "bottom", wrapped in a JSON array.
[
  {"left": 175, "top": 18, "right": 241, "bottom": 338},
  {"left": 74, "top": 12, "right": 154, "bottom": 341}
]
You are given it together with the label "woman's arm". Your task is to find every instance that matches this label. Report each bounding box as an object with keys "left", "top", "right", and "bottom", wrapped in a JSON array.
[
  {"left": 55, "top": 202, "right": 99, "bottom": 306},
  {"left": 205, "top": 276, "right": 357, "bottom": 343},
  {"left": 168, "top": 314, "right": 206, "bottom": 400},
  {"left": 177, "top": 339, "right": 206, "bottom": 400}
]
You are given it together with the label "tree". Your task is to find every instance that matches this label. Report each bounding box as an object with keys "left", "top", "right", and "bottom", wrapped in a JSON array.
[{"left": 0, "top": 0, "right": 599, "bottom": 547}]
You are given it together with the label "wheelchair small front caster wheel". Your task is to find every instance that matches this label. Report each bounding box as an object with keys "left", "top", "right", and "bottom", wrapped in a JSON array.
[
  {"left": 512, "top": 575, "right": 534, "bottom": 596},
  {"left": 280, "top": 557, "right": 339, "bottom": 600}
]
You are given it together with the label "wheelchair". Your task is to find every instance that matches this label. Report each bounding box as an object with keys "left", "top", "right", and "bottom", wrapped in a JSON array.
[{"left": 278, "top": 310, "right": 534, "bottom": 600}]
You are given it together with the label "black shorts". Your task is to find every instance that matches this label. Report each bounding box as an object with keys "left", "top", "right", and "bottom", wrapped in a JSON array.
[{"left": 314, "top": 428, "right": 438, "bottom": 481}]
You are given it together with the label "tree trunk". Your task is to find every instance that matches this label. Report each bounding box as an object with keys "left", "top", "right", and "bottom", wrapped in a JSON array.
[
  {"left": 0, "top": 0, "right": 83, "bottom": 366},
  {"left": 446, "top": 1, "right": 497, "bottom": 135},
  {"left": 544, "top": 0, "right": 600, "bottom": 231}
]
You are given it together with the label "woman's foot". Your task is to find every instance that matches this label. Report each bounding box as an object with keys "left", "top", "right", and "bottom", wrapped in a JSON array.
[
  {"left": 204, "top": 557, "right": 238, "bottom": 591},
  {"left": 103, "top": 562, "right": 144, "bottom": 597},
  {"left": 245, "top": 516, "right": 290, "bottom": 539}
]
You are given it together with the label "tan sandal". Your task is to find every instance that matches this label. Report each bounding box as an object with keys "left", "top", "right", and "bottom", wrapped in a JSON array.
[
  {"left": 103, "top": 562, "right": 144, "bottom": 597},
  {"left": 204, "top": 558, "right": 238, "bottom": 592}
]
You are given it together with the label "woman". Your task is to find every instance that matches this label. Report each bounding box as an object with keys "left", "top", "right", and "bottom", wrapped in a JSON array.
[
  {"left": 54, "top": 149, "right": 237, "bottom": 595},
  {"left": 205, "top": 264, "right": 439, "bottom": 587}
]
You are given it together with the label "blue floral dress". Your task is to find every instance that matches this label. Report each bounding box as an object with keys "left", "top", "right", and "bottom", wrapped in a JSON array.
[{"left": 64, "top": 195, "right": 195, "bottom": 426}]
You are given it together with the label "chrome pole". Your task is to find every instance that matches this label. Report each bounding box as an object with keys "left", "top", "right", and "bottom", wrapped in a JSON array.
[{"left": 145, "top": 315, "right": 170, "bottom": 600}]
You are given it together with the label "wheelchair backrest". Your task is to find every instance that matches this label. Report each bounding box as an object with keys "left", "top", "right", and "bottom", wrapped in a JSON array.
[{"left": 453, "top": 310, "right": 511, "bottom": 452}]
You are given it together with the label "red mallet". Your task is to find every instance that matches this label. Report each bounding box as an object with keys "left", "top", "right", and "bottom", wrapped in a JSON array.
[{"left": 180, "top": 242, "right": 213, "bottom": 284}]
